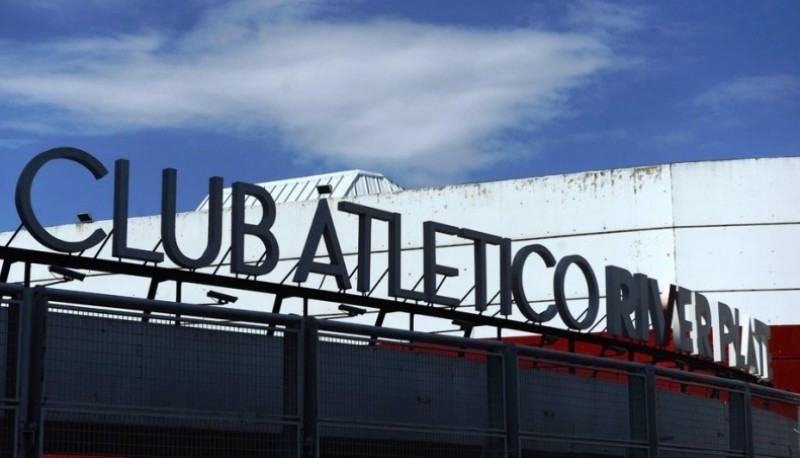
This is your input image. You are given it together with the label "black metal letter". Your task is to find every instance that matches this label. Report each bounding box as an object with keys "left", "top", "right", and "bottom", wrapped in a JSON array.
[
  {"left": 716, "top": 301, "right": 739, "bottom": 365},
  {"left": 15, "top": 147, "right": 108, "bottom": 253},
  {"left": 161, "top": 168, "right": 223, "bottom": 269},
  {"left": 458, "top": 228, "right": 511, "bottom": 314},
  {"left": 231, "top": 182, "right": 280, "bottom": 276},
  {"left": 694, "top": 292, "right": 713, "bottom": 358},
  {"left": 113, "top": 159, "right": 164, "bottom": 262},
  {"left": 553, "top": 255, "right": 599, "bottom": 330},
  {"left": 605, "top": 265, "right": 640, "bottom": 340},
  {"left": 639, "top": 274, "right": 667, "bottom": 346},
  {"left": 338, "top": 202, "right": 396, "bottom": 293},
  {"left": 293, "top": 200, "right": 351, "bottom": 290},
  {"left": 387, "top": 212, "right": 425, "bottom": 301},
  {"left": 672, "top": 287, "right": 694, "bottom": 353},
  {"left": 511, "top": 244, "right": 557, "bottom": 323},
  {"left": 423, "top": 221, "right": 460, "bottom": 306},
  {"left": 753, "top": 318, "right": 771, "bottom": 379}
]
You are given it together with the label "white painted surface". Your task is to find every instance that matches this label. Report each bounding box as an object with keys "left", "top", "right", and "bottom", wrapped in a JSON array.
[{"left": 1, "top": 157, "right": 798, "bottom": 336}]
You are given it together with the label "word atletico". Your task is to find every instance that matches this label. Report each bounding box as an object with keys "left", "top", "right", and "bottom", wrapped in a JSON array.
[{"left": 13, "top": 148, "right": 771, "bottom": 379}]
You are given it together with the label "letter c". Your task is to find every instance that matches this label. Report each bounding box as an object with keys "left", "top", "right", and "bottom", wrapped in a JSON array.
[
  {"left": 15, "top": 147, "right": 108, "bottom": 253},
  {"left": 512, "top": 244, "right": 558, "bottom": 322}
]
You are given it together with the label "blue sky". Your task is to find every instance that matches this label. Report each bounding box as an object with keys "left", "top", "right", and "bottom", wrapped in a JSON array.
[{"left": 0, "top": 0, "right": 798, "bottom": 231}]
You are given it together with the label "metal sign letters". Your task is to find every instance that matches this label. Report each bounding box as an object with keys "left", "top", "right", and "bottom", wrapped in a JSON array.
[{"left": 10, "top": 148, "right": 773, "bottom": 379}]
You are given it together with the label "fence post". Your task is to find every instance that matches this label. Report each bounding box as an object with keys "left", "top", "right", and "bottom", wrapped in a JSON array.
[
  {"left": 626, "top": 365, "right": 651, "bottom": 457},
  {"left": 742, "top": 385, "right": 755, "bottom": 458},
  {"left": 16, "top": 286, "right": 47, "bottom": 458},
  {"left": 301, "top": 317, "right": 319, "bottom": 458},
  {"left": 727, "top": 385, "right": 747, "bottom": 453},
  {"left": 503, "top": 346, "right": 519, "bottom": 457},
  {"left": 485, "top": 347, "right": 506, "bottom": 457},
  {"left": 643, "top": 366, "right": 658, "bottom": 457},
  {"left": 280, "top": 320, "right": 301, "bottom": 457}
]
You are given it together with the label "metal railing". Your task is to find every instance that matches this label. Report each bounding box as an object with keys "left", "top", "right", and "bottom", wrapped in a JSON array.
[{"left": 0, "top": 283, "right": 797, "bottom": 457}]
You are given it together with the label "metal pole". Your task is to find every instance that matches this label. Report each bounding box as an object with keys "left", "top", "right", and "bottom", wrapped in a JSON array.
[
  {"left": 301, "top": 317, "right": 319, "bottom": 458},
  {"left": 503, "top": 347, "right": 520, "bottom": 457},
  {"left": 643, "top": 366, "right": 658, "bottom": 457},
  {"left": 16, "top": 286, "right": 46, "bottom": 458},
  {"left": 742, "top": 385, "right": 755, "bottom": 458}
]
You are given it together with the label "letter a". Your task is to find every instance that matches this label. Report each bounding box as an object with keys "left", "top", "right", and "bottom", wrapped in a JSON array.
[{"left": 293, "top": 200, "right": 351, "bottom": 290}]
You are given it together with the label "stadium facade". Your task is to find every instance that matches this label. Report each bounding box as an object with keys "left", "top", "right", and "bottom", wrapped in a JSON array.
[{"left": 0, "top": 148, "right": 797, "bottom": 457}]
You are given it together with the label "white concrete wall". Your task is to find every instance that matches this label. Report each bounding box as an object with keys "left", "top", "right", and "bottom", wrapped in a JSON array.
[{"left": 1, "top": 157, "right": 797, "bottom": 336}]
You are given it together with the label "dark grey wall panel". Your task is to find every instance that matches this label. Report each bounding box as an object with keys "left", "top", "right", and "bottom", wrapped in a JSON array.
[{"left": 45, "top": 313, "right": 289, "bottom": 418}]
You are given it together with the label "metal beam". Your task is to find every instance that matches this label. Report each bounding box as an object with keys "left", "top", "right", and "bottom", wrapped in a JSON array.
[{"left": 0, "top": 245, "right": 761, "bottom": 384}]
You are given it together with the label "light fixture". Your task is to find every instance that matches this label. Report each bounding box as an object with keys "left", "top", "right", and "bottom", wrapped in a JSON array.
[
  {"left": 316, "top": 184, "right": 333, "bottom": 195},
  {"left": 77, "top": 212, "right": 93, "bottom": 223},
  {"left": 338, "top": 304, "right": 366, "bottom": 316},
  {"left": 207, "top": 290, "right": 238, "bottom": 305},
  {"left": 48, "top": 265, "right": 86, "bottom": 282},
  {"left": 451, "top": 319, "right": 474, "bottom": 330}
]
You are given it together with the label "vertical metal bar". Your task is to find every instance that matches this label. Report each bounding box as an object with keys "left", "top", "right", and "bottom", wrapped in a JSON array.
[
  {"left": 267, "top": 296, "right": 284, "bottom": 337},
  {"left": 0, "top": 260, "right": 13, "bottom": 283},
  {"left": 294, "top": 319, "right": 305, "bottom": 458},
  {"left": 272, "top": 295, "right": 285, "bottom": 315},
  {"left": 627, "top": 368, "right": 648, "bottom": 458},
  {"left": 301, "top": 317, "right": 319, "bottom": 458},
  {"left": 15, "top": 288, "right": 32, "bottom": 458},
  {"left": 742, "top": 385, "right": 755, "bottom": 458},
  {"left": 16, "top": 286, "right": 46, "bottom": 458},
  {"left": 643, "top": 366, "right": 658, "bottom": 457},
  {"left": 368, "top": 310, "right": 386, "bottom": 346},
  {"left": 142, "top": 277, "right": 162, "bottom": 323},
  {"left": 485, "top": 349, "right": 505, "bottom": 456},
  {"left": 5, "top": 292, "right": 21, "bottom": 457},
  {"left": 503, "top": 347, "right": 520, "bottom": 458},
  {"left": 174, "top": 281, "right": 182, "bottom": 325},
  {"left": 280, "top": 321, "right": 300, "bottom": 457},
  {"left": 728, "top": 389, "right": 747, "bottom": 452}
]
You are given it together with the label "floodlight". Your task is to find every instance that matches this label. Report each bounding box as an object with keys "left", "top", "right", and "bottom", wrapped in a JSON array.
[
  {"left": 338, "top": 304, "right": 366, "bottom": 316},
  {"left": 316, "top": 184, "right": 333, "bottom": 195},
  {"left": 77, "top": 212, "right": 93, "bottom": 223},
  {"left": 451, "top": 319, "right": 474, "bottom": 330},
  {"left": 207, "top": 290, "right": 238, "bottom": 305},
  {"left": 48, "top": 265, "right": 86, "bottom": 282}
]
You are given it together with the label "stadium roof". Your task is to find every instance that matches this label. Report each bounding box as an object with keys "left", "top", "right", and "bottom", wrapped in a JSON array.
[{"left": 196, "top": 169, "right": 404, "bottom": 211}]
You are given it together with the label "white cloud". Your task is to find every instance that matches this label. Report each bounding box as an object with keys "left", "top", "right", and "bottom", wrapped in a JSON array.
[
  {"left": 0, "top": 137, "right": 34, "bottom": 150},
  {"left": 563, "top": 0, "right": 647, "bottom": 35},
  {"left": 693, "top": 75, "right": 799, "bottom": 108},
  {"left": 0, "top": 0, "right": 616, "bottom": 182}
]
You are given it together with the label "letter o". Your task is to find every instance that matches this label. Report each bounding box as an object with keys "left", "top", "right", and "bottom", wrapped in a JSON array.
[{"left": 554, "top": 255, "right": 599, "bottom": 330}]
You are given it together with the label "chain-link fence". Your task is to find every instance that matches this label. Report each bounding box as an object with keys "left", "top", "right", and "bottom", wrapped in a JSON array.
[{"left": 0, "top": 284, "right": 797, "bottom": 457}]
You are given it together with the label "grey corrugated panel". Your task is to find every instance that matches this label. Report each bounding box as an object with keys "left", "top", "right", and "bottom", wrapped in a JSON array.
[
  {"left": 331, "top": 175, "right": 346, "bottom": 195},
  {"left": 273, "top": 182, "right": 292, "bottom": 203},
  {"left": 291, "top": 180, "right": 312, "bottom": 203},
  {"left": 195, "top": 170, "right": 404, "bottom": 210},
  {"left": 221, "top": 190, "right": 234, "bottom": 207}
]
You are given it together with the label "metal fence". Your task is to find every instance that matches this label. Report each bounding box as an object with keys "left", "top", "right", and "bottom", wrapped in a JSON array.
[{"left": 0, "top": 284, "right": 797, "bottom": 457}]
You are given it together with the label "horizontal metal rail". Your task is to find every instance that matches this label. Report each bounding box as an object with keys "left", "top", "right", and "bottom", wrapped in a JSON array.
[
  {"left": 44, "top": 287, "right": 302, "bottom": 326},
  {"left": 0, "top": 245, "right": 762, "bottom": 383}
]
